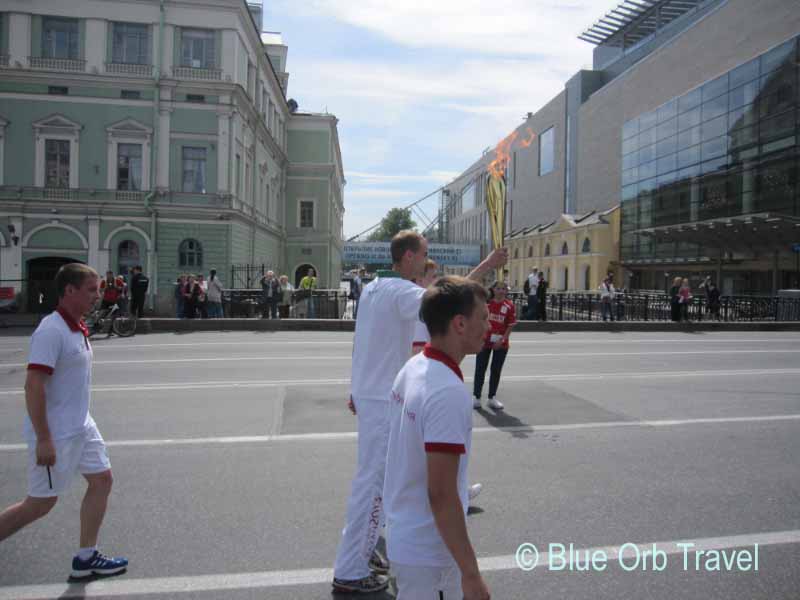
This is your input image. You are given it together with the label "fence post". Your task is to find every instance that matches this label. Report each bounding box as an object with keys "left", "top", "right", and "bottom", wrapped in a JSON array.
[
  {"left": 558, "top": 294, "right": 564, "bottom": 321},
  {"left": 644, "top": 296, "right": 649, "bottom": 321}
]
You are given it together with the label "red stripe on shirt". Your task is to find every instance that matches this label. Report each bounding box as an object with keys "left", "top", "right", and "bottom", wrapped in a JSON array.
[
  {"left": 412, "top": 341, "right": 426, "bottom": 348},
  {"left": 425, "top": 442, "right": 466, "bottom": 454},
  {"left": 27, "top": 363, "right": 54, "bottom": 375}
]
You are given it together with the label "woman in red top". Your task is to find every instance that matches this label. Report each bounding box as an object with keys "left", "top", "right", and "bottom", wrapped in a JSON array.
[{"left": 473, "top": 281, "right": 516, "bottom": 411}]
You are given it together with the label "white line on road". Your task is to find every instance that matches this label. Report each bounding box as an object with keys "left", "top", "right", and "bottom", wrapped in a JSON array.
[
  {"left": 3, "top": 348, "right": 800, "bottom": 368},
  {"left": 1, "top": 413, "right": 798, "bottom": 451},
  {"left": 1, "top": 368, "right": 800, "bottom": 396},
  {"left": 1, "top": 529, "right": 797, "bottom": 599}
]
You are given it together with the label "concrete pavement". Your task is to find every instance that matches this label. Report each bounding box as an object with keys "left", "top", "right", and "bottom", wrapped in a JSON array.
[{"left": 0, "top": 331, "right": 798, "bottom": 599}]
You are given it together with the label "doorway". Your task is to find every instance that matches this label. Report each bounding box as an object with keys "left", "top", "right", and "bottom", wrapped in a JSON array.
[{"left": 27, "top": 256, "right": 83, "bottom": 313}]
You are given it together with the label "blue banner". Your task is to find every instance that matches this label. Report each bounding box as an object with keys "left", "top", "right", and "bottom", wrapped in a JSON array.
[{"left": 344, "top": 242, "right": 481, "bottom": 266}]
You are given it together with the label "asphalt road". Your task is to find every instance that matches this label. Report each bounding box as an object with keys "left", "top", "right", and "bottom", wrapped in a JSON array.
[{"left": 0, "top": 330, "right": 799, "bottom": 599}]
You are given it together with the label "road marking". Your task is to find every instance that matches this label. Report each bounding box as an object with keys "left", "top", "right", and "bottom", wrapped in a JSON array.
[
  {"left": 3, "top": 348, "right": 800, "bottom": 369},
  {"left": 1, "top": 529, "right": 797, "bottom": 599},
  {"left": 1, "top": 368, "right": 800, "bottom": 397},
  {"left": 1, "top": 414, "right": 798, "bottom": 451}
]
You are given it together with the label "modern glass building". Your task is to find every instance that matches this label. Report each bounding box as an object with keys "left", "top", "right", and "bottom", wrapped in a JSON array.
[{"left": 620, "top": 35, "right": 799, "bottom": 292}]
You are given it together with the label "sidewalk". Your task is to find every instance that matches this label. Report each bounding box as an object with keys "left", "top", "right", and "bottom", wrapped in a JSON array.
[{"left": 3, "top": 314, "right": 800, "bottom": 333}]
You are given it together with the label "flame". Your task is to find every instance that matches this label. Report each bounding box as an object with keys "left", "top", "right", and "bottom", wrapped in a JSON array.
[{"left": 487, "top": 127, "right": 536, "bottom": 180}]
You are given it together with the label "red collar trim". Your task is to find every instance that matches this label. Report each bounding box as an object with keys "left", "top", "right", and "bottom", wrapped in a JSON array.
[
  {"left": 56, "top": 306, "right": 89, "bottom": 337},
  {"left": 423, "top": 344, "right": 463, "bottom": 381}
]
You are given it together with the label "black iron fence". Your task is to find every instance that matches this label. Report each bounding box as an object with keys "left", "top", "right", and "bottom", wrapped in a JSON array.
[
  {"left": 222, "top": 289, "right": 349, "bottom": 319},
  {"left": 508, "top": 292, "right": 800, "bottom": 322}
]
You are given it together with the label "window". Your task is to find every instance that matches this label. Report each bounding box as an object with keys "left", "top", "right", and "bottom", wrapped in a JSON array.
[
  {"left": 561, "top": 242, "right": 569, "bottom": 255},
  {"left": 48, "top": 86, "right": 68, "bottom": 95},
  {"left": 514, "top": 248, "right": 519, "bottom": 259},
  {"left": 45, "top": 140, "right": 70, "bottom": 188},
  {"left": 300, "top": 200, "right": 314, "bottom": 228},
  {"left": 117, "top": 144, "right": 142, "bottom": 190},
  {"left": 186, "top": 94, "right": 205, "bottom": 103},
  {"left": 117, "top": 240, "right": 140, "bottom": 276},
  {"left": 235, "top": 154, "right": 241, "bottom": 197},
  {"left": 42, "top": 18, "right": 79, "bottom": 60},
  {"left": 544, "top": 243, "right": 551, "bottom": 256},
  {"left": 582, "top": 238, "right": 591, "bottom": 253},
  {"left": 182, "top": 147, "right": 207, "bottom": 193},
  {"left": 178, "top": 239, "right": 203, "bottom": 268},
  {"left": 181, "top": 29, "right": 215, "bottom": 69},
  {"left": 112, "top": 23, "right": 149, "bottom": 64},
  {"left": 584, "top": 266, "right": 591, "bottom": 290},
  {"left": 121, "top": 90, "right": 141, "bottom": 99},
  {"left": 527, "top": 246, "right": 533, "bottom": 258},
  {"left": 539, "top": 127, "right": 555, "bottom": 175}
]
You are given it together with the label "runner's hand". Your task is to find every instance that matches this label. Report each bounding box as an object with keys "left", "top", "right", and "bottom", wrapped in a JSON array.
[
  {"left": 347, "top": 395, "right": 357, "bottom": 415},
  {"left": 485, "top": 248, "right": 508, "bottom": 269},
  {"left": 462, "top": 573, "right": 490, "bottom": 600},
  {"left": 36, "top": 439, "right": 56, "bottom": 467}
]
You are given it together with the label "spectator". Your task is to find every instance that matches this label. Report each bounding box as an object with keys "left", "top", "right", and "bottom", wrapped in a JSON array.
[
  {"left": 129, "top": 266, "right": 149, "bottom": 318},
  {"left": 350, "top": 268, "right": 365, "bottom": 320},
  {"left": 260, "top": 271, "right": 281, "bottom": 319},
  {"left": 524, "top": 268, "right": 539, "bottom": 320},
  {"left": 278, "top": 275, "right": 293, "bottom": 318},
  {"left": 99, "top": 271, "right": 122, "bottom": 313},
  {"left": 598, "top": 274, "right": 616, "bottom": 322},
  {"left": 669, "top": 276, "right": 683, "bottom": 322},
  {"left": 678, "top": 278, "right": 693, "bottom": 322},
  {"left": 473, "top": 281, "right": 516, "bottom": 411},
  {"left": 536, "top": 272, "right": 548, "bottom": 321},
  {"left": 196, "top": 275, "right": 208, "bottom": 319},
  {"left": 299, "top": 267, "right": 318, "bottom": 318},
  {"left": 707, "top": 280, "right": 721, "bottom": 320},
  {"left": 206, "top": 269, "right": 224, "bottom": 318},
  {"left": 183, "top": 275, "right": 200, "bottom": 319},
  {"left": 174, "top": 275, "right": 186, "bottom": 319}
]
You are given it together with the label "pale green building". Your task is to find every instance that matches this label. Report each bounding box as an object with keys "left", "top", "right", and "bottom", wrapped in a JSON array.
[{"left": 0, "top": 0, "right": 344, "bottom": 314}]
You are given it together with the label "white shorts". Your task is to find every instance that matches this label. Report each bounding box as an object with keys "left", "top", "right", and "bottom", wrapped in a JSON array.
[
  {"left": 27, "top": 423, "right": 111, "bottom": 498},
  {"left": 393, "top": 562, "right": 462, "bottom": 600}
]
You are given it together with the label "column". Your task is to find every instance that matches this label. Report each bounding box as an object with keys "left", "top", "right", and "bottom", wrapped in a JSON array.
[
  {"left": 84, "top": 19, "right": 105, "bottom": 73},
  {"left": 156, "top": 106, "right": 171, "bottom": 190},
  {"left": 217, "top": 109, "right": 232, "bottom": 193},
  {"left": 8, "top": 14, "right": 31, "bottom": 68},
  {"left": 87, "top": 217, "right": 100, "bottom": 270}
]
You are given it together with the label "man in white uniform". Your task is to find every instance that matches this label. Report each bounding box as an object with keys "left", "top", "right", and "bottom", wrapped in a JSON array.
[
  {"left": 0, "top": 263, "right": 128, "bottom": 580},
  {"left": 384, "top": 276, "right": 491, "bottom": 599},
  {"left": 332, "top": 231, "right": 506, "bottom": 593}
]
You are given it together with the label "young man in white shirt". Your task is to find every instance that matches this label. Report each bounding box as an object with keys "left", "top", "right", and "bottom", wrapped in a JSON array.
[
  {"left": 0, "top": 263, "right": 128, "bottom": 580},
  {"left": 333, "top": 231, "right": 506, "bottom": 594},
  {"left": 384, "top": 276, "right": 491, "bottom": 600}
]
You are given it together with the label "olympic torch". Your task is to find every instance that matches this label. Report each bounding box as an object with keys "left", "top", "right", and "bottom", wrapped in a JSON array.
[{"left": 486, "top": 174, "right": 506, "bottom": 283}]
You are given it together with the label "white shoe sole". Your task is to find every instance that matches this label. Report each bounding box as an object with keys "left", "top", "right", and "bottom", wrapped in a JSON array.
[{"left": 70, "top": 566, "right": 127, "bottom": 580}]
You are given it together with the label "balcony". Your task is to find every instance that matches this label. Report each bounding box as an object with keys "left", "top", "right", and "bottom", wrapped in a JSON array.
[
  {"left": 115, "top": 190, "right": 145, "bottom": 202},
  {"left": 28, "top": 56, "right": 86, "bottom": 72},
  {"left": 172, "top": 66, "right": 222, "bottom": 81},
  {"left": 105, "top": 62, "right": 152, "bottom": 78}
]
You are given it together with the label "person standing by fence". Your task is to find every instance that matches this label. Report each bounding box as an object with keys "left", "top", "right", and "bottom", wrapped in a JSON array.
[
  {"left": 669, "top": 276, "right": 682, "bottom": 322},
  {"left": 129, "top": 266, "right": 148, "bottom": 318},
  {"left": 260, "top": 271, "right": 280, "bottom": 319},
  {"left": 473, "top": 281, "right": 516, "bottom": 411},
  {"left": 524, "top": 268, "right": 539, "bottom": 320},
  {"left": 536, "top": 272, "right": 548, "bottom": 321},
  {"left": 679, "top": 278, "right": 693, "bottom": 322},
  {"left": 206, "top": 269, "right": 224, "bottom": 318},
  {"left": 174, "top": 275, "right": 185, "bottom": 319},
  {"left": 279, "top": 275, "right": 293, "bottom": 318},
  {"left": 599, "top": 274, "right": 616, "bottom": 322},
  {"left": 300, "top": 268, "right": 318, "bottom": 318}
]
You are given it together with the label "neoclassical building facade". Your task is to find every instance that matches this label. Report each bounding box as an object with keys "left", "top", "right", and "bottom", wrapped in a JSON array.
[{"left": 0, "top": 0, "right": 344, "bottom": 313}]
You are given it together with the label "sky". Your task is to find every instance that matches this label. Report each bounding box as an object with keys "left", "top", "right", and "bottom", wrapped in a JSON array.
[{"left": 261, "top": 0, "right": 614, "bottom": 238}]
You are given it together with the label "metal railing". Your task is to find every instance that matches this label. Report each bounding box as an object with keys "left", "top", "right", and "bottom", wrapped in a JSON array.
[
  {"left": 105, "top": 62, "right": 152, "bottom": 77},
  {"left": 28, "top": 56, "right": 86, "bottom": 72},
  {"left": 508, "top": 292, "right": 800, "bottom": 322},
  {"left": 221, "top": 289, "right": 348, "bottom": 320},
  {"left": 172, "top": 66, "right": 222, "bottom": 80}
]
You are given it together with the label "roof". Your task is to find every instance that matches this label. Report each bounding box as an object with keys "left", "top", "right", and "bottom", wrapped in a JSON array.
[{"left": 579, "top": 0, "right": 706, "bottom": 47}]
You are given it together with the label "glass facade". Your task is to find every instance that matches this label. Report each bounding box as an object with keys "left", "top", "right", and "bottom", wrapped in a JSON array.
[{"left": 620, "top": 36, "right": 799, "bottom": 263}]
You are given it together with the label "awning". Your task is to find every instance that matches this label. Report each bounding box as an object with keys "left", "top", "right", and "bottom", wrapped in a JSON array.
[{"left": 636, "top": 213, "right": 800, "bottom": 254}]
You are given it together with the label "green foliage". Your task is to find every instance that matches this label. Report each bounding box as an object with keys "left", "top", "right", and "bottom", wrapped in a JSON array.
[{"left": 367, "top": 208, "right": 417, "bottom": 242}]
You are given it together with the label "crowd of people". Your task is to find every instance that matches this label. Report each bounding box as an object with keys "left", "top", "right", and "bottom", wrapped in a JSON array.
[
  {"left": 669, "top": 275, "right": 722, "bottom": 322},
  {"left": 96, "top": 266, "right": 149, "bottom": 319},
  {"left": 173, "top": 270, "right": 224, "bottom": 319}
]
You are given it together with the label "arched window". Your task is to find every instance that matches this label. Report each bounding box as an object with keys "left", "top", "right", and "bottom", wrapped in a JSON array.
[
  {"left": 514, "top": 247, "right": 519, "bottom": 259},
  {"left": 544, "top": 243, "right": 550, "bottom": 256},
  {"left": 527, "top": 246, "right": 533, "bottom": 258},
  {"left": 179, "top": 238, "right": 203, "bottom": 268},
  {"left": 561, "top": 242, "right": 569, "bottom": 255},
  {"left": 117, "top": 240, "right": 140, "bottom": 276},
  {"left": 582, "top": 238, "right": 591, "bottom": 253}
]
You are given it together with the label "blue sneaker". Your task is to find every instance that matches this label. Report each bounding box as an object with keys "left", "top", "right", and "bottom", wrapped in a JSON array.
[{"left": 70, "top": 551, "right": 128, "bottom": 580}]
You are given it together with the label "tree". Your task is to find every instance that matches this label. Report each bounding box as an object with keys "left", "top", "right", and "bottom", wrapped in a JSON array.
[{"left": 367, "top": 208, "right": 417, "bottom": 241}]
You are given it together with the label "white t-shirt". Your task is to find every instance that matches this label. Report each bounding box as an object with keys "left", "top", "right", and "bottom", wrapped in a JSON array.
[
  {"left": 351, "top": 272, "right": 426, "bottom": 402},
  {"left": 412, "top": 319, "right": 430, "bottom": 351},
  {"left": 25, "top": 309, "right": 96, "bottom": 442},
  {"left": 527, "top": 272, "right": 538, "bottom": 290},
  {"left": 384, "top": 347, "right": 472, "bottom": 567}
]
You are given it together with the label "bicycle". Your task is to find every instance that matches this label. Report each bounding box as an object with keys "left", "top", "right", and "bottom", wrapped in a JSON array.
[{"left": 86, "top": 303, "right": 137, "bottom": 338}]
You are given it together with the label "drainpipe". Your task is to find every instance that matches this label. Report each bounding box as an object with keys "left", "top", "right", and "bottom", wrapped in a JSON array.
[{"left": 144, "top": 0, "right": 165, "bottom": 312}]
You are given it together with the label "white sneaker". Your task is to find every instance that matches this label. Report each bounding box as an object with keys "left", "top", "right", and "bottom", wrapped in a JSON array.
[
  {"left": 468, "top": 483, "right": 483, "bottom": 501},
  {"left": 473, "top": 397, "right": 481, "bottom": 409},
  {"left": 487, "top": 397, "right": 504, "bottom": 411}
]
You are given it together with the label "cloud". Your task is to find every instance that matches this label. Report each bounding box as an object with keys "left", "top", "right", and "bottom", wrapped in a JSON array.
[
  {"left": 345, "top": 188, "right": 417, "bottom": 199},
  {"left": 347, "top": 170, "right": 461, "bottom": 183}
]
